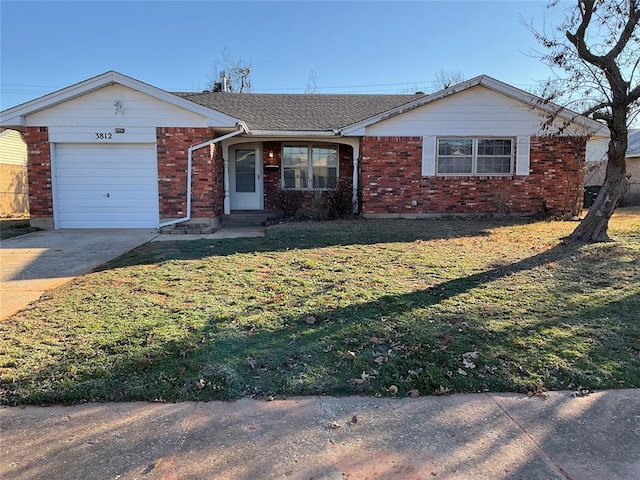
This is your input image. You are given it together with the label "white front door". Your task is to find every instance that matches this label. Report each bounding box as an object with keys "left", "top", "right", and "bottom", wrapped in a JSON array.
[{"left": 229, "top": 146, "right": 262, "bottom": 210}]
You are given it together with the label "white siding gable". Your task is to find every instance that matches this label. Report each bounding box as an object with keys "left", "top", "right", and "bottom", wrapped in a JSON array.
[
  {"left": 27, "top": 84, "right": 208, "bottom": 128},
  {"left": 0, "top": 129, "right": 27, "bottom": 165},
  {"left": 365, "top": 86, "right": 578, "bottom": 137}
]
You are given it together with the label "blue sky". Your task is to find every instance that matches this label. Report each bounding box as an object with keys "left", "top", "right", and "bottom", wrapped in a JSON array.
[{"left": 0, "top": 1, "right": 569, "bottom": 110}]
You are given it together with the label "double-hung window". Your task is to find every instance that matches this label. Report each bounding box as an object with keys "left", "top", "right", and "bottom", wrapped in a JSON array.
[
  {"left": 282, "top": 144, "right": 338, "bottom": 189},
  {"left": 437, "top": 138, "right": 513, "bottom": 175}
]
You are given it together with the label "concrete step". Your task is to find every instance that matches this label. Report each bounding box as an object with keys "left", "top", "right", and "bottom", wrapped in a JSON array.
[
  {"left": 223, "top": 211, "right": 280, "bottom": 226},
  {"left": 159, "top": 223, "right": 218, "bottom": 235}
]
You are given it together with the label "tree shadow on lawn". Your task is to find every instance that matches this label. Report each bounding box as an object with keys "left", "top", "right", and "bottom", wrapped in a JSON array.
[
  {"left": 96, "top": 218, "right": 521, "bottom": 271},
  {"left": 4, "top": 240, "right": 639, "bottom": 405}
]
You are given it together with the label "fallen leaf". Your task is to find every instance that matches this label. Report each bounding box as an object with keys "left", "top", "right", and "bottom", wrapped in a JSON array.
[
  {"left": 462, "top": 358, "right": 476, "bottom": 369},
  {"left": 345, "top": 350, "right": 356, "bottom": 360},
  {"left": 323, "top": 345, "right": 334, "bottom": 352},
  {"left": 457, "top": 368, "right": 468, "bottom": 376},
  {"left": 305, "top": 316, "right": 316, "bottom": 324},
  {"left": 374, "top": 356, "right": 386, "bottom": 365},
  {"left": 388, "top": 385, "right": 398, "bottom": 395},
  {"left": 408, "top": 389, "right": 420, "bottom": 398},
  {"left": 370, "top": 336, "right": 380, "bottom": 344},
  {"left": 462, "top": 351, "right": 479, "bottom": 369},
  {"left": 328, "top": 421, "right": 342, "bottom": 429},
  {"left": 351, "top": 415, "right": 358, "bottom": 424},
  {"left": 435, "top": 385, "right": 451, "bottom": 396}
]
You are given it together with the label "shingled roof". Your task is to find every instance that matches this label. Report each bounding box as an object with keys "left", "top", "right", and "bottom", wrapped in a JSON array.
[{"left": 175, "top": 91, "right": 425, "bottom": 132}]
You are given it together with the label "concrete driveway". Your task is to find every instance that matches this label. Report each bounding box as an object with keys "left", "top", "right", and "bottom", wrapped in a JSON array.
[{"left": 0, "top": 229, "right": 159, "bottom": 320}]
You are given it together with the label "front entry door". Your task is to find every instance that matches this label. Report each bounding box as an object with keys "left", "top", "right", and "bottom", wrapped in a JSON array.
[{"left": 230, "top": 147, "right": 262, "bottom": 210}]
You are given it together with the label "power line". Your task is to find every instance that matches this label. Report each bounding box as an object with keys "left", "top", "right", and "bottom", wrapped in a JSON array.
[{"left": 1, "top": 79, "right": 543, "bottom": 97}]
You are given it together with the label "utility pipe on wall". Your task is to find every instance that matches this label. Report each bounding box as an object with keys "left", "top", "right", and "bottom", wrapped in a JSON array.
[{"left": 159, "top": 124, "right": 247, "bottom": 228}]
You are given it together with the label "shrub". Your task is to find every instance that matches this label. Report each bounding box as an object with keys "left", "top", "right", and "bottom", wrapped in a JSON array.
[
  {"left": 274, "top": 184, "right": 304, "bottom": 218},
  {"left": 327, "top": 180, "right": 355, "bottom": 219}
]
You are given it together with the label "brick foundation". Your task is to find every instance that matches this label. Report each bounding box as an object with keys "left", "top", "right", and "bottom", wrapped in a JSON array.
[{"left": 360, "top": 136, "right": 586, "bottom": 217}]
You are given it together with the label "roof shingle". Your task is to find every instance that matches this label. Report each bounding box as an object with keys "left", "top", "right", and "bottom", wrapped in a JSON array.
[{"left": 174, "top": 92, "right": 425, "bottom": 131}]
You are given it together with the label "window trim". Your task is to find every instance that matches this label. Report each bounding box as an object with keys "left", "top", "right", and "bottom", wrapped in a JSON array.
[
  {"left": 436, "top": 137, "right": 514, "bottom": 176},
  {"left": 281, "top": 143, "right": 339, "bottom": 190}
]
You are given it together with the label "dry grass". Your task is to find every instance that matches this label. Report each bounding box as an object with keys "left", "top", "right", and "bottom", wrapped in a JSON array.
[{"left": 1, "top": 209, "right": 638, "bottom": 405}]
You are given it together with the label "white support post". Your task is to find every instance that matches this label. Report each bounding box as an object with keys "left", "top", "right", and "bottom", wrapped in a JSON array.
[
  {"left": 352, "top": 145, "right": 359, "bottom": 213},
  {"left": 223, "top": 157, "right": 231, "bottom": 214}
]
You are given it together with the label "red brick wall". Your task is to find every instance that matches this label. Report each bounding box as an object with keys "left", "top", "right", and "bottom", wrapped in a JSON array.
[
  {"left": 360, "top": 135, "right": 586, "bottom": 216},
  {"left": 261, "top": 142, "right": 354, "bottom": 212},
  {"left": 156, "top": 127, "right": 217, "bottom": 219},
  {"left": 24, "top": 127, "right": 52, "bottom": 219},
  {"left": 263, "top": 141, "right": 282, "bottom": 212},
  {"left": 210, "top": 143, "right": 224, "bottom": 217}
]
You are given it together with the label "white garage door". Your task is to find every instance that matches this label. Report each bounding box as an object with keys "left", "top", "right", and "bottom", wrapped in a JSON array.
[{"left": 55, "top": 143, "right": 159, "bottom": 228}]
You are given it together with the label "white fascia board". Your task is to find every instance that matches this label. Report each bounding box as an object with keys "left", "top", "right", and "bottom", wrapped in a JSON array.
[
  {"left": 0, "top": 70, "right": 240, "bottom": 128},
  {"left": 339, "top": 74, "right": 605, "bottom": 136},
  {"left": 247, "top": 130, "right": 339, "bottom": 137}
]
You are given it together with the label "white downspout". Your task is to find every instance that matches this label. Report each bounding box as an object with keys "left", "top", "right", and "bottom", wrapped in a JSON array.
[
  {"left": 352, "top": 145, "right": 360, "bottom": 214},
  {"left": 159, "top": 124, "right": 247, "bottom": 228}
]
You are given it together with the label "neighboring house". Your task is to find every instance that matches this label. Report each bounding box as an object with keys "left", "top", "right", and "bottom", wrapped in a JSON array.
[
  {"left": 585, "top": 129, "right": 640, "bottom": 206},
  {"left": 0, "top": 128, "right": 29, "bottom": 216},
  {"left": 0, "top": 71, "right": 604, "bottom": 230}
]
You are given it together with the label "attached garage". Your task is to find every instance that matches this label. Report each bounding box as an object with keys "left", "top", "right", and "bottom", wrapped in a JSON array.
[
  {"left": 54, "top": 143, "right": 158, "bottom": 228},
  {"left": 0, "top": 71, "right": 241, "bottom": 230}
]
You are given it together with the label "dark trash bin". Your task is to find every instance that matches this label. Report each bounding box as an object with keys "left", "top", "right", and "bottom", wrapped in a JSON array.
[{"left": 583, "top": 185, "right": 602, "bottom": 208}]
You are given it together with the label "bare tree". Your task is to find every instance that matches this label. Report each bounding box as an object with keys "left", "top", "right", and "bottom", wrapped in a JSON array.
[
  {"left": 527, "top": 0, "right": 640, "bottom": 242},
  {"left": 432, "top": 69, "right": 466, "bottom": 90},
  {"left": 210, "top": 47, "right": 252, "bottom": 93}
]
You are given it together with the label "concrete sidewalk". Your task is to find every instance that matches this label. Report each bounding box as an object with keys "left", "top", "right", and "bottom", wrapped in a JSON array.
[{"left": 1, "top": 390, "right": 638, "bottom": 480}]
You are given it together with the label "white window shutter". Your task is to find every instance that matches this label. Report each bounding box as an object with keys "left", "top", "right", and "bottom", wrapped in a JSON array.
[
  {"left": 422, "top": 136, "right": 437, "bottom": 176},
  {"left": 516, "top": 136, "right": 530, "bottom": 176}
]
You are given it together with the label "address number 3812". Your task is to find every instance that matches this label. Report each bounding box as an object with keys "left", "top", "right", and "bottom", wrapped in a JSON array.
[{"left": 95, "top": 133, "right": 113, "bottom": 139}]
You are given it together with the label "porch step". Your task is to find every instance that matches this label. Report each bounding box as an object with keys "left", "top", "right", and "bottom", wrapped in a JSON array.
[
  {"left": 223, "top": 211, "right": 280, "bottom": 226},
  {"left": 159, "top": 223, "right": 218, "bottom": 234}
]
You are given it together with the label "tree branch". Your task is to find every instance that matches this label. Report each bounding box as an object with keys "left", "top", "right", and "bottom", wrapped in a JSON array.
[
  {"left": 582, "top": 101, "right": 613, "bottom": 117},
  {"left": 629, "top": 84, "right": 640, "bottom": 103},
  {"left": 566, "top": 1, "right": 607, "bottom": 67},
  {"left": 606, "top": 0, "right": 640, "bottom": 62},
  {"left": 592, "top": 111, "right": 613, "bottom": 122}
]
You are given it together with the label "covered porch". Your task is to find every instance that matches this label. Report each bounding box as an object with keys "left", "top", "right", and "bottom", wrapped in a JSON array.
[{"left": 220, "top": 137, "right": 360, "bottom": 218}]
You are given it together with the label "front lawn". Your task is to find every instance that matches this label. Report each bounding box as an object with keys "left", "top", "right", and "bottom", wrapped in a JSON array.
[{"left": 1, "top": 211, "right": 639, "bottom": 404}]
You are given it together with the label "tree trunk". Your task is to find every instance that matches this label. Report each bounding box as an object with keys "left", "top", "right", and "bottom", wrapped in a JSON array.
[{"left": 569, "top": 129, "right": 628, "bottom": 242}]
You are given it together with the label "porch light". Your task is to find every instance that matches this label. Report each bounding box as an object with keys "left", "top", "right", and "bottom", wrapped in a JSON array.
[{"left": 265, "top": 149, "right": 279, "bottom": 168}]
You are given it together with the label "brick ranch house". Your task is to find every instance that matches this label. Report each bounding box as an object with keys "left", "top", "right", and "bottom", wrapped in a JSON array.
[{"left": 0, "top": 71, "right": 605, "bottom": 230}]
